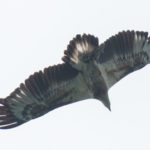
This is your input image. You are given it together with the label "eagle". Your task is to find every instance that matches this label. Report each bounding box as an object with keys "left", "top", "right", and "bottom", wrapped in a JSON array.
[{"left": 0, "top": 30, "right": 149, "bottom": 129}]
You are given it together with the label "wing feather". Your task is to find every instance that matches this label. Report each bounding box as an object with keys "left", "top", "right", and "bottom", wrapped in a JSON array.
[
  {"left": 96, "top": 31, "right": 150, "bottom": 88},
  {"left": 0, "top": 63, "right": 90, "bottom": 129}
]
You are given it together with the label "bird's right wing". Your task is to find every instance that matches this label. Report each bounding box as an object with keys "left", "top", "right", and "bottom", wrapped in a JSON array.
[
  {"left": 0, "top": 63, "right": 91, "bottom": 129},
  {"left": 96, "top": 31, "right": 150, "bottom": 88}
]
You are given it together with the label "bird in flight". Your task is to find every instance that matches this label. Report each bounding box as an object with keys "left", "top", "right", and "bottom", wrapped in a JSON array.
[{"left": 0, "top": 30, "right": 149, "bottom": 129}]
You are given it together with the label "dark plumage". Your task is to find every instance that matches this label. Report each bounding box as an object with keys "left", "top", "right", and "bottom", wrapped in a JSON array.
[{"left": 0, "top": 30, "right": 150, "bottom": 129}]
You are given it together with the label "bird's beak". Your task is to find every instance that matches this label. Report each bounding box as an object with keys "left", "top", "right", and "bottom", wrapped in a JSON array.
[
  {"left": 106, "top": 103, "right": 111, "bottom": 111},
  {"left": 101, "top": 94, "right": 111, "bottom": 111}
]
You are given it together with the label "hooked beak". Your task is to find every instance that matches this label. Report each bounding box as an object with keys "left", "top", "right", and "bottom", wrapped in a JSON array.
[
  {"left": 101, "top": 94, "right": 111, "bottom": 111},
  {"left": 105, "top": 102, "right": 111, "bottom": 111}
]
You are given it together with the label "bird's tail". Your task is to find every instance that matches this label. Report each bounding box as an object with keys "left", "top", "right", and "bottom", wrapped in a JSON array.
[{"left": 62, "top": 34, "right": 99, "bottom": 70}]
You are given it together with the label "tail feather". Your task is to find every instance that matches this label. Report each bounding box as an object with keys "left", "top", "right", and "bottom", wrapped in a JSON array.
[{"left": 62, "top": 34, "right": 99, "bottom": 70}]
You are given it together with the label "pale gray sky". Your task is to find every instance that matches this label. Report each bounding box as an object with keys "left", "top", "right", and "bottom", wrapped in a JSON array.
[{"left": 0, "top": 0, "right": 150, "bottom": 150}]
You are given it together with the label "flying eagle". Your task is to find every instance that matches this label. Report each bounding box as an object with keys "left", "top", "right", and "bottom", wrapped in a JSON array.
[{"left": 0, "top": 30, "right": 149, "bottom": 129}]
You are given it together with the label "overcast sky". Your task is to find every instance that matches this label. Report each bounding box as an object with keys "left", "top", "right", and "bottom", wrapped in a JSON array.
[{"left": 0, "top": 0, "right": 150, "bottom": 150}]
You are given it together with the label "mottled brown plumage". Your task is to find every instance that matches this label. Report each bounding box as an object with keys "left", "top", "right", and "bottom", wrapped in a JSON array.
[{"left": 0, "top": 30, "right": 150, "bottom": 129}]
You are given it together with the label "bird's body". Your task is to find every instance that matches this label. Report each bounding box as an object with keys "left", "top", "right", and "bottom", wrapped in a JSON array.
[{"left": 0, "top": 30, "right": 150, "bottom": 129}]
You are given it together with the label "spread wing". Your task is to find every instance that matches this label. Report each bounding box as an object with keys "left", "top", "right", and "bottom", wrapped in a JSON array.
[
  {"left": 0, "top": 63, "right": 90, "bottom": 129},
  {"left": 96, "top": 31, "right": 150, "bottom": 88}
]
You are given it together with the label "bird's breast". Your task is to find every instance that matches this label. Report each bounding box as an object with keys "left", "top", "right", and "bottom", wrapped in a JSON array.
[{"left": 81, "top": 61, "right": 108, "bottom": 98}]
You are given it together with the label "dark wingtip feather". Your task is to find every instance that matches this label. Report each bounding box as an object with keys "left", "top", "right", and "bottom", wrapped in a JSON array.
[
  {"left": 0, "top": 98, "right": 8, "bottom": 106},
  {"left": 0, "top": 99, "right": 23, "bottom": 129},
  {"left": 0, "top": 122, "right": 21, "bottom": 129}
]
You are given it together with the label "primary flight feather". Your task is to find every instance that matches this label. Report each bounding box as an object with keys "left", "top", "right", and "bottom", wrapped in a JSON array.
[{"left": 0, "top": 30, "right": 149, "bottom": 129}]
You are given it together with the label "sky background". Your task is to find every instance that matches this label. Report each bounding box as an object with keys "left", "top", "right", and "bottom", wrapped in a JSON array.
[{"left": 0, "top": 0, "right": 150, "bottom": 150}]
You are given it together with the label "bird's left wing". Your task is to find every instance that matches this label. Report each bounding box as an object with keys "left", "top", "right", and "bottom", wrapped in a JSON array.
[
  {"left": 96, "top": 31, "right": 150, "bottom": 88},
  {"left": 0, "top": 63, "right": 90, "bottom": 129}
]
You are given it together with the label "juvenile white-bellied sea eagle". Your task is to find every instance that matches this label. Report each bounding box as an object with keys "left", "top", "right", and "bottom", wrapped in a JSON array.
[{"left": 0, "top": 30, "right": 149, "bottom": 129}]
